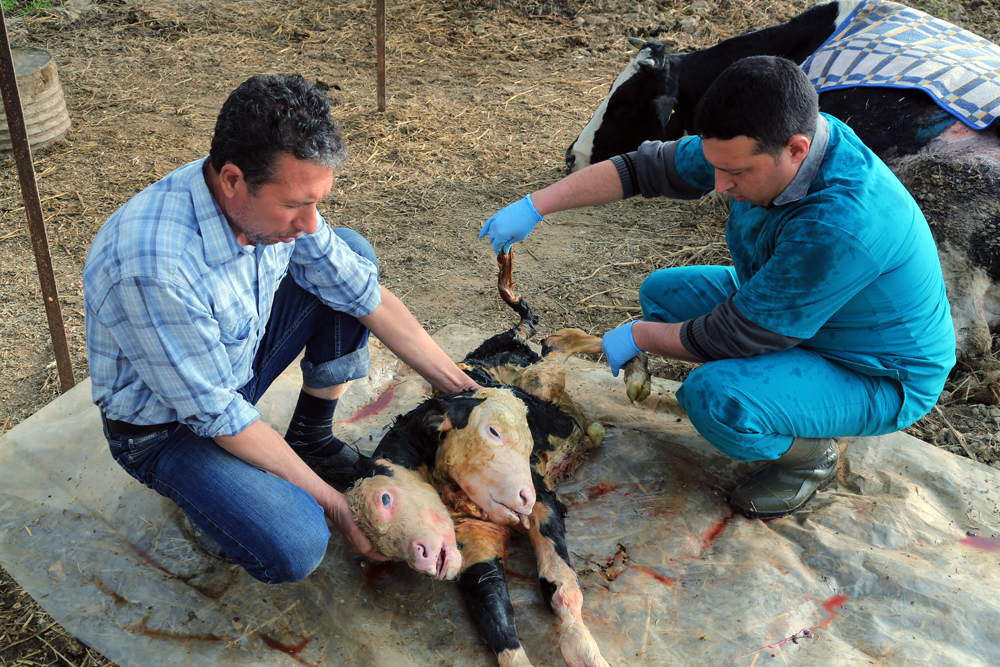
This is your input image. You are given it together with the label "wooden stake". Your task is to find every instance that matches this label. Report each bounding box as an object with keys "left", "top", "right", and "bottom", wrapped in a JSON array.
[{"left": 0, "top": 7, "right": 75, "bottom": 392}]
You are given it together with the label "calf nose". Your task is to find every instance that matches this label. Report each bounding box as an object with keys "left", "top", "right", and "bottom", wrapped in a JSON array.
[
  {"left": 565, "top": 153, "right": 576, "bottom": 172},
  {"left": 412, "top": 539, "right": 439, "bottom": 575},
  {"left": 517, "top": 485, "right": 536, "bottom": 514}
]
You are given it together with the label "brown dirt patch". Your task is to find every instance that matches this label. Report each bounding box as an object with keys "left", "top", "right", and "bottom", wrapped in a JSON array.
[{"left": 1, "top": 0, "right": 998, "bottom": 664}]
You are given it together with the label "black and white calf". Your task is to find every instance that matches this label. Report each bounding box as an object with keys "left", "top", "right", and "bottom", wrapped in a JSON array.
[
  {"left": 347, "top": 301, "right": 614, "bottom": 667},
  {"left": 566, "top": 0, "right": 1000, "bottom": 358}
]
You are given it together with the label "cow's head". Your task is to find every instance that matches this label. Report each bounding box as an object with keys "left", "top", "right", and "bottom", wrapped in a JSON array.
[
  {"left": 566, "top": 38, "right": 683, "bottom": 172},
  {"left": 433, "top": 387, "right": 536, "bottom": 527},
  {"left": 347, "top": 458, "right": 463, "bottom": 580}
]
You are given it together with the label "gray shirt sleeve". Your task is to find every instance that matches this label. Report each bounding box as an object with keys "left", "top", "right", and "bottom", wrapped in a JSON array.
[
  {"left": 611, "top": 140, "right": 709, "bottom": 200},
  {"left": 679, "top": 295, "right": 803, "bottom": 362}
]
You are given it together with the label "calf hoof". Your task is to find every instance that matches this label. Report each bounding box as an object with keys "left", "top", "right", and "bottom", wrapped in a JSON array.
[{"left": 623, "top": 353, "right": 651, "bottom": 403}]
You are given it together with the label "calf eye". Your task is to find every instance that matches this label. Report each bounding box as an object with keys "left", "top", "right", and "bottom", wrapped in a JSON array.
[
  {"left": 488, "top": 426, "right": 500, "bottom": 438},
  {"left": 380, "top": 493, "right": 391, "bottom": 508}
]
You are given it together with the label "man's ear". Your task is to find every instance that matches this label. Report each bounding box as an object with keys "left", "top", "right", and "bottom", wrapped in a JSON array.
[
  {"left": 786, "top": 134, "right": 811, "bottom": 166},
  {"left": 217, "top": 162, "right": 246, "bottom": 198}
]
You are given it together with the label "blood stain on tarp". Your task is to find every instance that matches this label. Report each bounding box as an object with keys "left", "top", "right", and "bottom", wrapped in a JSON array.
[
  {"left": 959, "top": 533, "right": 1000, "bottom": 552},
  {"left": 127, "top": 615, "right": 225, "bottom": 642},
  {"left": 123, "top": 541, "right": 236, "bottom": 599},
  {"left": 505, "top": 568, "right": 532, "bottom": 580},
  {"left": 630, "top": 564, "right": 677, "bottom": 586},
  {"left": 581, "top": 482, "right": 619, "bottom": 501},
  {"left": 91, "top": 576, "right": 130, "bottom": 607},
  {"left": 365, "top": 560, "right": 397, "bottom": 591},
  {"left": 699, "top": 512, "right": 735, "bottom": 555},
  {"left": 259, "top": 632, "right": 311, "bottom": 662},
  {"left": 344, "top": 384, "right": 397, "bottom": 423},
  {"left": 124, "top": 542, "right": 189, "bottom": 582},
  {"left": 815, "top": 594, "right": 849, "bottom": 629}
]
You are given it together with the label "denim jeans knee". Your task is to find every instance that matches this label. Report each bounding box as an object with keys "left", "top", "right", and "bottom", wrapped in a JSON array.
[
  {"left": 332, "top": 227, "right": 378, "bottom": 272},
  {"left": 107, "top": 423, "right": 332, "bottom": 584}
]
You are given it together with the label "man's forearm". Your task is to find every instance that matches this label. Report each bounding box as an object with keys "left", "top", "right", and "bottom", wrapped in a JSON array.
[
  {"left": 214, "top": 420, "right": 340, "bottom": 511},
  {"left": 529, "top": 159, "right": 624, "bottom": 216},
  {"left": 360, "top": 287, "right": 479, "bottom": 394},
  {"left": 215, "top": 420, "right": 386, "bottom": 560},
  {"left": 632, "top": 321, "right": 703, "bottom": 363}
]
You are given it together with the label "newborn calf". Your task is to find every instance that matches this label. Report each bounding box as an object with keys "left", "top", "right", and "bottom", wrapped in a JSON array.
[{"left": 347, "top": 311, "right": 614, "bottom": 667}]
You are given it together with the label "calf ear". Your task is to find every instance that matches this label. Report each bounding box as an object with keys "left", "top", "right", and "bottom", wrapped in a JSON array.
[
  {"left": 653, "top": 95, "right": 676, "bottom": 130},
  {"left": 427, "top": 394, "right": 486, "bottom": 433},
  {"left": 350, "top": 455, "right": 393, "bottom": 485}
]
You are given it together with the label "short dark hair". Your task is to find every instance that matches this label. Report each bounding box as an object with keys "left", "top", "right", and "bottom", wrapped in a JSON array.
[
  {"left": 209, "top": 74, "right": 347, "bottom": 191},
  {"left": 693, "top": 56, "right": 818, "bottom": 158}
]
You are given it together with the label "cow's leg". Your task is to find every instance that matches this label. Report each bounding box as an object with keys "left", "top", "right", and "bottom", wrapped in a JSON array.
[
  {"left": 455, "top": 518, "right": 533, "bottom": 667},
  {"left": 542, "top": 328, "right": 650, "bottom": 403},
  {"left": 541, "top": 328, "right": 603, "bottom": 361},
  {"left": 526, "top": 490, "right": 609, "bottom": 667}
]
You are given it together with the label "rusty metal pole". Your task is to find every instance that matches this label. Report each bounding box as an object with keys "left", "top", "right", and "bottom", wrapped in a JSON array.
[
  {"left": 376, "top": 0, "right": 386, "bottom": 111},
  {"left": 0, "top": 7, "right": 76, "bottom": 392}
]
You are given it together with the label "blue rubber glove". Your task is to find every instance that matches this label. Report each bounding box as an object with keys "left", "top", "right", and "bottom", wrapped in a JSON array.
[
  {"left": 603, "top": 322, "right": 642, "bottom": 378},
  {"left": 479, "top": 194, "right": 544, "bottom": 254}
]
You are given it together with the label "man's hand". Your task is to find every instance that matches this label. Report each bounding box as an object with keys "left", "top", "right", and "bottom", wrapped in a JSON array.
[
  {"left": 479, "top": 194, "right": 544, "bottom": 254},
  {"left": 215, "top": 420, "right": 388, "bottom": 561},
  {"left": 326, "top": 489, "right": 389, "bottom": 561},
  {"left": 602, "top": 322, "right": 642, "bottom": 377}
]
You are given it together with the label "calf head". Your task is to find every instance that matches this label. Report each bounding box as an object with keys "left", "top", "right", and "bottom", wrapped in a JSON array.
[
  {"left": 433, "top": 388, "right": 536, "bottom": 528},
  {"left": 347, "top": 458, "right": 462, "bottom": 580},
  {"left": 566, "top": 38, "right": 681, "bottom": 172}
]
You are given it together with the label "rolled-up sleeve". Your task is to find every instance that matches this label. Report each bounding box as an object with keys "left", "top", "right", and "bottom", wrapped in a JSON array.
[
  {"left": 288, "top": 220, "right": 382, "bottom": 317},
  {"left": 611, "top": 137, "right": 712, "bottom": 200}
]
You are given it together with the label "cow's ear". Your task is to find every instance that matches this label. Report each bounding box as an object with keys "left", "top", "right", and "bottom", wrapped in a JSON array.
[
  {"left": 653, "top": 95, "right": 676, "bottom": 130},
  {"left": 421, "top": 406, "right": 452, "bottom": 436},
  {"left": 627, "top": 36, "right": 646, "bottom": 50},
  {"left": 351, "top": 456, "right": 393, "bottom": 485},
  {"left": 433, "top": 394, "right": 487, "bottom": 432}
]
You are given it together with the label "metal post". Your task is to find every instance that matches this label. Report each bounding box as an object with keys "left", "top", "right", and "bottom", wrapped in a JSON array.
[
  {"left": 376, "top": 0, "right": 386, "bottom": 112},
  {"left": 0, "top": 6, "right": 76, "bottom": 392}
]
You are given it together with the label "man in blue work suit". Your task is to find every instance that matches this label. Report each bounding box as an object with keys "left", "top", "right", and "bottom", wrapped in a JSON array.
[
  {"left": 480, "top": 56, "right": 955, "bottom": 519},
  {"left": 85, "top": 74, "right": 480, "bottom": 582}
]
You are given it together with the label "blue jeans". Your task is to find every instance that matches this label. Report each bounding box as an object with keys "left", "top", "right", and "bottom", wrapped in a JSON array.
[
  {"left": 640, "top": 265, "right": 904, "bottom": 462},
  {"left": 104, "top": 229, "right": 377, "bottom": 584}
]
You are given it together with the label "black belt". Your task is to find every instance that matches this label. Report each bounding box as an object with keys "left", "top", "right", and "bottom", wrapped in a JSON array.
[{"left": 103, "top": 416, "right": 178, "bottom": 437}]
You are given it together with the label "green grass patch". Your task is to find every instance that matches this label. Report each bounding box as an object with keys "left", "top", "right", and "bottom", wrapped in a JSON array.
[{"left": 1, "top": 0, "right": 53, "bottom": 15}]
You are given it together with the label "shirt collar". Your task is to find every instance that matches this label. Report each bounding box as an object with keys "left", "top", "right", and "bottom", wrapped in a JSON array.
[
  {"left": 771, "top": 114, "right": 829, "bottom": 207},
  {"left": 191, "top": 156, "right": 249, "bottom": 267}
]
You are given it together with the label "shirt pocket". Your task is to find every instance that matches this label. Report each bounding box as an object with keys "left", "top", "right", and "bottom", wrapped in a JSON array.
[
  {"left": 217, "top": 314, "right": 254, "bottom": 345},
  {"left": 212, "top": 287, "right": 256, "bottom": 345}
]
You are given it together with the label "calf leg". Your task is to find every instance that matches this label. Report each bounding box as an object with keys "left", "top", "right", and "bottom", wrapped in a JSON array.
[
  {"left": 542, "top": 328, "right": 650, "bottom": 403},
  {"left": 526, "top": 490, "right": 609, "bottom": 667},
  {"left": 456, "top": 519, "right": 533, "bottom": 667}
]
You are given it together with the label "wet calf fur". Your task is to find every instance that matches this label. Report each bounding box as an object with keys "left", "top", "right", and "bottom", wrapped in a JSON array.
[{"left": 347, "top": 325, "right": 611, "bottom": 667}]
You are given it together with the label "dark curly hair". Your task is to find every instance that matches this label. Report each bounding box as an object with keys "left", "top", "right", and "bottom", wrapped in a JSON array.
[
  {"left": 209, "top": 74, "right": 347, "bottom": 192},
  {"left": 693, "top": 56, "right": 818, "bottom": 159}
]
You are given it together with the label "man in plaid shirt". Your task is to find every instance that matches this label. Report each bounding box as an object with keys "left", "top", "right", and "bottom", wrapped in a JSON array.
[{"left": 84, "top": 74, "right": 478, "bottom": 583}]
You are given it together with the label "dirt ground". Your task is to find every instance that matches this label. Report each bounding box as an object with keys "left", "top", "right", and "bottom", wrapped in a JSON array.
[{"left": 1, "top": 0, "right": 999, "bottom": 664}]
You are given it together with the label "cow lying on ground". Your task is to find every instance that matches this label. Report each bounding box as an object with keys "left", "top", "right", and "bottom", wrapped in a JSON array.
[
  {"left": 346, "top": 260, "right": 622, "bottom": 667},
  {"left": 567, "top": 0, "right": 1000, "bottom": 358}
]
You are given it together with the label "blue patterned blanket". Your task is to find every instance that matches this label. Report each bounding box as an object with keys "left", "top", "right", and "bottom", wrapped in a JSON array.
[{"left": 802, "top": 0, "right": 1000, "bottom": 130}]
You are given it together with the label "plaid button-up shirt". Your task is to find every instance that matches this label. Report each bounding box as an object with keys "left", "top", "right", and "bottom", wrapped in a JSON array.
[{"left": 84, "top": 157, "right": 381, "bottom": 437}]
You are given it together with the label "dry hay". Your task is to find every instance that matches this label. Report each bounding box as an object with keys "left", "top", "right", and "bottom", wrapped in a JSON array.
[{"left": 2, "top": 0, "right": 1000, "bottom": 664}]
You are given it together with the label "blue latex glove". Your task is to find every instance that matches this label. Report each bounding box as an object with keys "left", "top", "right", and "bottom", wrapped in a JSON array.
[
  {"left": 603, "top": 322, "right": 642, "bottom": 378},
  {"left": 479, "top": 194, "right": 544, "bottom": 254}
]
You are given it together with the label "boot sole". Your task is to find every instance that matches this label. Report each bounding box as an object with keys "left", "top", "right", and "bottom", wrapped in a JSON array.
[{"left": 736, "top": 471, "right": 837, "bottom": 520}]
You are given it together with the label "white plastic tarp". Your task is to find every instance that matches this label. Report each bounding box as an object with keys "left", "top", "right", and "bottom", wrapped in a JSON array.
[{"left": 1, "top": 324, "right": 998, "bottom": 667}]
